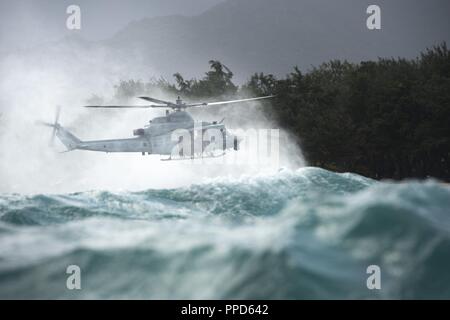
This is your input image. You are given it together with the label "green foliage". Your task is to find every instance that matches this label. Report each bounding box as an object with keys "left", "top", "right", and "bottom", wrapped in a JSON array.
[
  {"left": 113, "top": 60, "right": 238, "bottom": 101},
  {"left": 113, "top": 78, "right": 177, "bottom": 101},
  {"left": 253, "top": 43, "right": 449, "bottom": 180},
  {"left": 172, "top": 60, "right": 238, "bottom": 98},
  {"left": 242, "top": 72, "right": 277, "bottom": 96}
]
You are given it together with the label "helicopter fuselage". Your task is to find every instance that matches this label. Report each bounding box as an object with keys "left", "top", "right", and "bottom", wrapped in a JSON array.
[
  {"left": 54, "top": 111, "right": 239, "bottom": 157},
  {"left": 47, "top": 94, "right": 274, "bottom": 158}
]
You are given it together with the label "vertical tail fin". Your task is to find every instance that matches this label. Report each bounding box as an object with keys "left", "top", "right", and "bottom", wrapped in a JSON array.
[{"left": 55, "top": 125, "right": 81, "bottom": 150}]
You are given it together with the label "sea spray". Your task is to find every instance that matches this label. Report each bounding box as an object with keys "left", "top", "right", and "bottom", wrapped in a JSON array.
[{"left": 0, "top": 168, "right": 449, "bottom": 299}]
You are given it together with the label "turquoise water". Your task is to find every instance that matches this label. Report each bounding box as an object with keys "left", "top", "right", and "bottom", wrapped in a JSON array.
[{"left": 0, "top": 167, "right": 449, "bottom": 299}]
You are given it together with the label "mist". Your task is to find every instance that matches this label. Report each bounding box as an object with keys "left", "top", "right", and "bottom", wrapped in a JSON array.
[{"left": 0, "top": 37, "right": 305, "bottom": 194}]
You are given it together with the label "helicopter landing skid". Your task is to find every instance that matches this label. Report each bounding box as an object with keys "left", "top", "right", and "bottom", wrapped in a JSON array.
[{"left": 160, "top": 152, "right": 226, "bottom": 161}]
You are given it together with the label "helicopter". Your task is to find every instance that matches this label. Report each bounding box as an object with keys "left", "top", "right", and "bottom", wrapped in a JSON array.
[{"left": 41, "top": 95, "right": 275, "bottom": 160}]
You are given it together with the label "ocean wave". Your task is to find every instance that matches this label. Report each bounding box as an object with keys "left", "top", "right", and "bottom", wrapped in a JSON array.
[{"left": 0, "top": 167, "right": 449, "bottom": 299}]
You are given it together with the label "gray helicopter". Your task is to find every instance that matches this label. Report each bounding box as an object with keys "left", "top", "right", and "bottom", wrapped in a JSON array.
[{"left": 42, "top": 95, "right": 274, "bottom": 160}]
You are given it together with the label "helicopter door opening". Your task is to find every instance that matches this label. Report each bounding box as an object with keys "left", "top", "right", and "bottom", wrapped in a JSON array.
[
  {"left": 222, "top": 132, "right": 227, "bottom": 151},
  {"left": 176, "top": 134, "right": 194, "bottom": 157},
  {"left": 178, "top": 136, "right": 184, "bottom": 157}
]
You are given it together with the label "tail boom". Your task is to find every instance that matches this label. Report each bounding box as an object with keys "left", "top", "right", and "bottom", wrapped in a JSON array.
[{"left": 54, "top": 125, "right": 82, "bottom": 151}]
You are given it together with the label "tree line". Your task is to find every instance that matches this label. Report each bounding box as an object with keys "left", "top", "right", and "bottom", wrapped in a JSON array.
[{"left": 105, "top": 43, "right": 450, "bottom": 181}]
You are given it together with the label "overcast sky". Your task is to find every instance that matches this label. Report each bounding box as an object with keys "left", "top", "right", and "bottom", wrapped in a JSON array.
[
  {"left": 0, "top": 0, "right": 224, "bottom": 50},
  {"left": 1, "top": 0, "right": 449, "bottom": 78}
]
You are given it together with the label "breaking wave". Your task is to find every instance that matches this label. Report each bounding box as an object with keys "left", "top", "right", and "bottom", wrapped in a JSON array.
[{"left": 0, "top": 167, "right": 449, "bottom": 299}]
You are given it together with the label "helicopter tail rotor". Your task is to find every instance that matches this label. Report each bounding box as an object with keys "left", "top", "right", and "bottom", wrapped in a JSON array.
[
  {"left": 37, "top": 106, "right": 80, "bottom": 150},
  {"left": 50, "top": 106, "right": 61, "bottom": 146},
  {"left": 36, "top": 106, "right": 61, "bottom": 145}
]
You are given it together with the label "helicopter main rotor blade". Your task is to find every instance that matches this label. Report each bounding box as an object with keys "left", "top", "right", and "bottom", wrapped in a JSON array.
[
  {"left": 51, "top": 106, "right": 61, "bottom": 145},
  {"left": 54, "top": 105, "right": 61, "bottom": 124},
  {"left": 185, "top": 95, "right": 275, "bottom": 108},
  {"left": 83, "top": 105, "right": 166, "bottom": 109},
  {"left": 138, "top": 96, "right": 174, "bottom": 105},
  {"left": 36, "top": 120, "right": 54, "bottom": 127}
]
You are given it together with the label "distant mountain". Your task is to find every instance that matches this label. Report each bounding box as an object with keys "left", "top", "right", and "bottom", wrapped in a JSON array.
[
  {"left": 3, "top": 0, "right": 450, "bottom": 83},
  {"left": 102, "top": 0, "right": 450, "bottom": 81}
]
